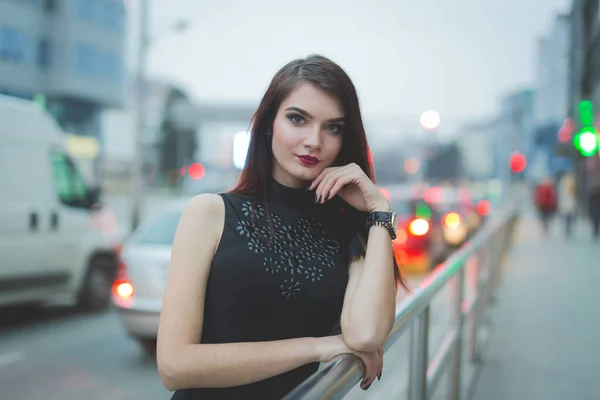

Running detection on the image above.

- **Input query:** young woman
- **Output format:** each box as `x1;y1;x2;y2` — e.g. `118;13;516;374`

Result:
157;54;408;400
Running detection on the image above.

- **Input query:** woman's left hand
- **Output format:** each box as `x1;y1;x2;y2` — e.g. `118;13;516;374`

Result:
309;163;390;213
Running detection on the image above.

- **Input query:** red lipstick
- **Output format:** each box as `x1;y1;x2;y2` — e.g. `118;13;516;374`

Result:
298;155;319;166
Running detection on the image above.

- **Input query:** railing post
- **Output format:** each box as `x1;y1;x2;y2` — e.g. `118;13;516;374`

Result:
486;231;499;305
408;306;430;400
448;267;465;400
468;251;481;363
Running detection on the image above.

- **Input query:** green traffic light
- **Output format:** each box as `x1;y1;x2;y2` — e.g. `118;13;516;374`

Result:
574;127;599;156
415;201;431;220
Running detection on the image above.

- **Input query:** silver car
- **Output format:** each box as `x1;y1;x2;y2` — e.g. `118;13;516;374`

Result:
112;200;186;356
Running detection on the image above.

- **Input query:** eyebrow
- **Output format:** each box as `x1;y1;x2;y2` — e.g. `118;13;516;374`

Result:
285;106;346;123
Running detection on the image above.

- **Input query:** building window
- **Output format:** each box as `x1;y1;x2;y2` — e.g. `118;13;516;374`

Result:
0;27;19;61
74;43;123;83
76;0;93;20
0;27;37;65
38;39;51;68
75;0;125;31
74;44;93;75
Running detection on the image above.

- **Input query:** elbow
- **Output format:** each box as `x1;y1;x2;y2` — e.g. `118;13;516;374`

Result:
342;316;394;352
342;329;387;352
157;354;180;391
157;347;191;391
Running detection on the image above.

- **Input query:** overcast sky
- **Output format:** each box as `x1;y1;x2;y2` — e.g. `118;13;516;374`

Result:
127;0;572;125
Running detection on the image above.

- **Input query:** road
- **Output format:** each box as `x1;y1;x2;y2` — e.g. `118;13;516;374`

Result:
0;306;170;400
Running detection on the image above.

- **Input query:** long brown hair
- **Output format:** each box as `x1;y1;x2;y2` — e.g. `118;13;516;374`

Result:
230;54;408;291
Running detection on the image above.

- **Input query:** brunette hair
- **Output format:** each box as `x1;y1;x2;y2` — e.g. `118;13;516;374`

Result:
230;54;408;291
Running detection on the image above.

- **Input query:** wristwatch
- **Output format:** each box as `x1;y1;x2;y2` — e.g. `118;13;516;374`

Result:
365;211;397;240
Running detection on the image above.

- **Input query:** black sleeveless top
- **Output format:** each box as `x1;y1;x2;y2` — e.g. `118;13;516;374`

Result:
171;179;357;400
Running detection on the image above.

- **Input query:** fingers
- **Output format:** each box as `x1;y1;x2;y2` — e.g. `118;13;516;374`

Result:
308;167;333;191
357;350;383;391
312;165;360;204
316;170;348;203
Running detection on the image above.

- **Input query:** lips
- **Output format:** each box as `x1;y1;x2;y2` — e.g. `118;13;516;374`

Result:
298;155;319;166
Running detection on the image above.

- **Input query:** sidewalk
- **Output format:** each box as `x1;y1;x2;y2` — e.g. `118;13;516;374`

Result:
471;213;600;400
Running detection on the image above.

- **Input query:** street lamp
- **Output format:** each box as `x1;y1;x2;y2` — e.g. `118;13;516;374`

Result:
131;0;190;231
420;110;441;130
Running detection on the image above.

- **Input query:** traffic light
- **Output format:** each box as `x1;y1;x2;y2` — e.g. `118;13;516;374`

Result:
509;152;526;173
574;100;599;157
574;127;599;156
188;163;206;180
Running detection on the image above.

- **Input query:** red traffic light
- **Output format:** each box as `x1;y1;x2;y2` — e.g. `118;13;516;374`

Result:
476;200;492;216
509;152;526;173
188;163;205;180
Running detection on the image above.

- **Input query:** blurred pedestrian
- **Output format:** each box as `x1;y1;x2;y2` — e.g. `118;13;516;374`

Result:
558;172;577;237
588;168;600;240
533;177;557;236
156;55;407;399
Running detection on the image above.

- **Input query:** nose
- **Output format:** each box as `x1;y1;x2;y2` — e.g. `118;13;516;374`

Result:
303;126;323;149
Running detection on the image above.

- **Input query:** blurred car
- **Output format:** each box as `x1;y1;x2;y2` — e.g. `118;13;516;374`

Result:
428;202;471;248
388;194;448;274
112;200;185;355
422;185;488;241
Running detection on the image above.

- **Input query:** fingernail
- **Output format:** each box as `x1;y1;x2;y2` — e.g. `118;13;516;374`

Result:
314;195;318;203
377;372;381;381
316;196;321;204
364;383;372;391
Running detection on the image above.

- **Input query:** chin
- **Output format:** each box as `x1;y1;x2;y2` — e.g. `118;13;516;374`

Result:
285;164;321;183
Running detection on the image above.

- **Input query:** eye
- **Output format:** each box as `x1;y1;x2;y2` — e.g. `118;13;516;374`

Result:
287;114;306;125
326;124;343;134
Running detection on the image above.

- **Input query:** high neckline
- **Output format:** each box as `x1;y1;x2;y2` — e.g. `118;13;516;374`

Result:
266;178;315;208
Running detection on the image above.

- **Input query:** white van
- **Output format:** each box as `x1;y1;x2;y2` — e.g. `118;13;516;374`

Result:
0;94;120;311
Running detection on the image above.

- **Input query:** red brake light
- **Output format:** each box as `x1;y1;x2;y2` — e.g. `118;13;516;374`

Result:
113;253;133;300
113;280;134;299
444;212;461;228
408;218;429;236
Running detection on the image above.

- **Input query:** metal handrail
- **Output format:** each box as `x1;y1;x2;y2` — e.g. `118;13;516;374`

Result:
283;204;519;400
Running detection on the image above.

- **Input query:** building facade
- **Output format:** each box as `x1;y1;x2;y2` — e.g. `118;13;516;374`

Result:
533;15;570;129
0;0;126;141
530;14;572;181
568;0;600;200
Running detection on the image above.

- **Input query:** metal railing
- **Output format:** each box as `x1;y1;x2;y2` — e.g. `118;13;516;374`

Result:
283;205;519;400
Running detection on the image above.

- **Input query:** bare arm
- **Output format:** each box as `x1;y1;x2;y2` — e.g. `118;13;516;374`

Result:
157;194;323;390
340;215;397;352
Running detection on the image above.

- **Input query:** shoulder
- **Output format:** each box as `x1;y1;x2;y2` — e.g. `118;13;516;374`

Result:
179;194;225;235
182;193;224;217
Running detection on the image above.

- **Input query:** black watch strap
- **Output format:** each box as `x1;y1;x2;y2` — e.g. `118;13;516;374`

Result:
365;211;397;240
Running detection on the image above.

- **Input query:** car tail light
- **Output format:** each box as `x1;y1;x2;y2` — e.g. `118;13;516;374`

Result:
113;254;133;300
444;212;461;228
113;280;134;299
408;218;429;236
